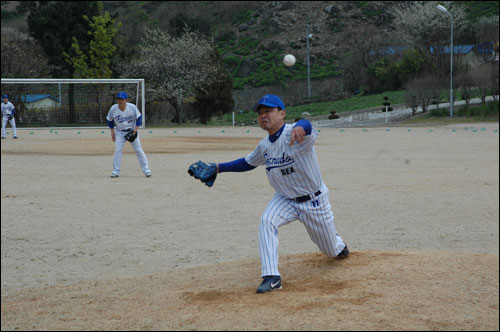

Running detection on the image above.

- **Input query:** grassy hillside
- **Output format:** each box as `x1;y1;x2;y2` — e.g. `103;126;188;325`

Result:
209;90;407;125
2;1;498;93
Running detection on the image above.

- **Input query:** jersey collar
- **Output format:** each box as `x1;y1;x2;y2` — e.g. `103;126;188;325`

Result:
268;123;286;143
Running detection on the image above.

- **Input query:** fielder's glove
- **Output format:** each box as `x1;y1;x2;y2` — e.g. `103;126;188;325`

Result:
124;129;137;142
188;161;217;187
7;115;13;121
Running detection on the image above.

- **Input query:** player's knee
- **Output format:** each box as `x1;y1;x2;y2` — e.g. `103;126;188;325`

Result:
260;214;271;225
260;215;276;231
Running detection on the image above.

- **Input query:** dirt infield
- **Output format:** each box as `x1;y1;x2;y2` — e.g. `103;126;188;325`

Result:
1;123;499;330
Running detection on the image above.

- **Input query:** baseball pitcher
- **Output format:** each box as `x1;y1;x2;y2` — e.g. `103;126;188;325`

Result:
1;95;18;139
106;91;151;178
188;94;349;293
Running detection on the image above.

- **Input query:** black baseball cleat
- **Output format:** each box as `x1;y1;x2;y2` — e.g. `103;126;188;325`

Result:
336;244;349;259
256;276;282;293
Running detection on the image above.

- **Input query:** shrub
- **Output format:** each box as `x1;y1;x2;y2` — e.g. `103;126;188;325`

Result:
456;101;499;117
430;108;449;117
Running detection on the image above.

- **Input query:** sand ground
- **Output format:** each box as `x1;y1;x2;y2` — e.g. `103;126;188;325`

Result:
1;123;499;330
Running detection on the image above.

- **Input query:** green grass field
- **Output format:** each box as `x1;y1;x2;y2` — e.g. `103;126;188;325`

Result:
205;96;498;127
210;91;407;125
402;101;499;125
211;90;495;125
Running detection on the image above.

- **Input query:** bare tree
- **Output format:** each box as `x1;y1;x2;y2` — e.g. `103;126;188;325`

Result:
1;33;51;78
470;63;496;104
475;16;499;64
121;26;220;123
338;24;393;94
490;62;499;101
405;74;443;115
456;71;474;105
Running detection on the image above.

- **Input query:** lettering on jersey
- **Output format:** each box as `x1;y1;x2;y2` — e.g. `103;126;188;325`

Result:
280;167;295;175
265;152;295;171
114;114;135;123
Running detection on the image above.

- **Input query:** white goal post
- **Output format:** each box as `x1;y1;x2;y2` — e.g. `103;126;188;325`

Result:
1;78;145;129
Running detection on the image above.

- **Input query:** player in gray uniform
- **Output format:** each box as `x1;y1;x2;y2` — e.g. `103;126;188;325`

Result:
190;94;349;293
1;95;18;139
106;91;151;178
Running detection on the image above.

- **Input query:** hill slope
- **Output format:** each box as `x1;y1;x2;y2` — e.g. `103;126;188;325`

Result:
1;1;498;92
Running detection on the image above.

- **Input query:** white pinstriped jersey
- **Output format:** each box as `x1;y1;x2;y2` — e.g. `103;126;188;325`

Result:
106;103;140;131
245;123;323;199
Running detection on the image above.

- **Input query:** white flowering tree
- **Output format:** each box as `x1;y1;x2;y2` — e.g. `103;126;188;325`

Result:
122;27;220;123
391;1;468;52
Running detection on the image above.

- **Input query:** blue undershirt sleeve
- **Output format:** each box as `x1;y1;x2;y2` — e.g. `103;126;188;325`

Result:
218;157;256;173
107;120;115;129
136;115;142;127
294;119;312;135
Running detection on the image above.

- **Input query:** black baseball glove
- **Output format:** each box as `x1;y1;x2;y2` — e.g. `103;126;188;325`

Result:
7;114;13;121
125;129;137;142
188;161;217;187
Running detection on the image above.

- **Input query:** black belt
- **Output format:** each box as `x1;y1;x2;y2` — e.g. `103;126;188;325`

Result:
294;190;321;203
121;129;132;132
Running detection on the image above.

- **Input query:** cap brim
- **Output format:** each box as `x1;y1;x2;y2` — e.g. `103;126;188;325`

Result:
253;103;282;112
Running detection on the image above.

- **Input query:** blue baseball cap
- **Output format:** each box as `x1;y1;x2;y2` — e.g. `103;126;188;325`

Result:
116;91;128;99
253;94;285;112
2;95;8;98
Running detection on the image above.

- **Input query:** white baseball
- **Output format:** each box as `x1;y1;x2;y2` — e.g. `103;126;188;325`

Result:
283;54;296;66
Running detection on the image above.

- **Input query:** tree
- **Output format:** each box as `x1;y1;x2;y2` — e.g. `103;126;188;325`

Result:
1;33;51;78
490;63;499;102
365;58;400;93
456;71;474;105
475;16;499;63
391;1;468;51
338;24;392;94
395;49;434;84
192;50;234;124
63;1;120;79
392;2;470;82
476;16;499;44
365;48;436;93
391;0;468;78
61;2;121;121
470;63;497;104
27;1;100;123
28;1;100;77
121;26;221;123
405;74;443;115
168;12;211;38
364;49;433;93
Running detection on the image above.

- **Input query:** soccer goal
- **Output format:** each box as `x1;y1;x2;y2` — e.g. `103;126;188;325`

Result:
0;78;145;129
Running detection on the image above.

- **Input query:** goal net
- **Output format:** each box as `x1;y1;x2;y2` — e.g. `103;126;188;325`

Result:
0;78;145;129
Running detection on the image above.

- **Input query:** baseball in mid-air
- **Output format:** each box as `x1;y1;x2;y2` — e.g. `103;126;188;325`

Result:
283;54;296;66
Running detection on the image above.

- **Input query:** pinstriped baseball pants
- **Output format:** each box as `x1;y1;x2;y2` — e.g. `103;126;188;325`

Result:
259;184;345;277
